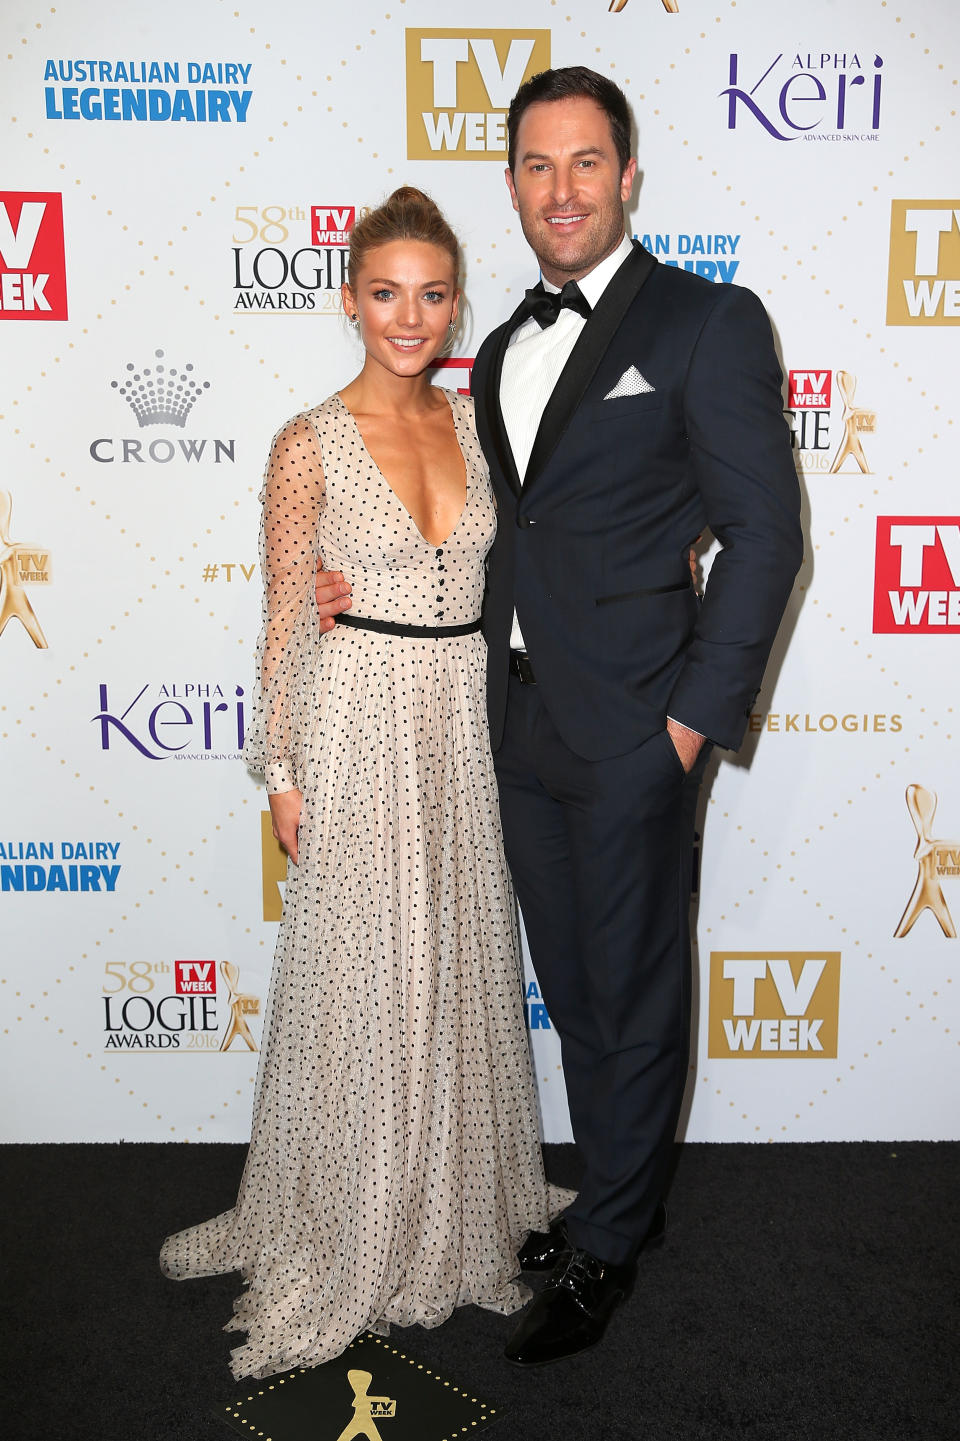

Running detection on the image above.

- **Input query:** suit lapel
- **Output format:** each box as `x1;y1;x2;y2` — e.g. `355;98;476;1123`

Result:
524;242;657;491
482;298;528;499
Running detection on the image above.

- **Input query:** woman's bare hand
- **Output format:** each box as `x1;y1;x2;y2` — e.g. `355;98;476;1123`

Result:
268;788;303;866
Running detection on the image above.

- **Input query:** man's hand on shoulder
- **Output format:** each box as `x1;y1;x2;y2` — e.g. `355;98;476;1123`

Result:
315;563;352;632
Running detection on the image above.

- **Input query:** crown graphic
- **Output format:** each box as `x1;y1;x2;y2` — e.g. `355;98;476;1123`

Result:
110;349;211;428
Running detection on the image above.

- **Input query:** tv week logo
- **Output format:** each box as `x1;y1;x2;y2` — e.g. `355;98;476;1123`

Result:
788;370;831;410
174;961;216;995
708;952;841;1058
874;518;960;632
886;201;960;326
0;192;68;319
310;207;354;245
405;29;550;160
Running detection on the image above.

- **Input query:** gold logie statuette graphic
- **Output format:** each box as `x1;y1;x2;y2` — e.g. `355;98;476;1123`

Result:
335;1369;397;1441
0;490;50;648
610;1;679;10
406;29;550;160
895;785;959;939
829;370;876;474
219;960;260;1051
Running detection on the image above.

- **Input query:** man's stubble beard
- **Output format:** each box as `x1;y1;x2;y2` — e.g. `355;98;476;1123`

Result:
519;201;627;284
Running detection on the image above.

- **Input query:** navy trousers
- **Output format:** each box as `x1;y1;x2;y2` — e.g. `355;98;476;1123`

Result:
494;673;708;1265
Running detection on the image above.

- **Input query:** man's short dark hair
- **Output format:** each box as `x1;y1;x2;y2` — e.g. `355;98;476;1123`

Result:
507;66;633;174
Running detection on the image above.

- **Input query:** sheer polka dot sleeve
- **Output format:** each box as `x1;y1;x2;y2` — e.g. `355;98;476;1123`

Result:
242;413;326;793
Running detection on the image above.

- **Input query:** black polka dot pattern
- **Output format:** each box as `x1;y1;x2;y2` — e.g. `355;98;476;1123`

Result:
159;390;563;1379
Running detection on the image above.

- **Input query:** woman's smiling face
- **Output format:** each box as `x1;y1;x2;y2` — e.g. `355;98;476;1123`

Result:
342;239;459;379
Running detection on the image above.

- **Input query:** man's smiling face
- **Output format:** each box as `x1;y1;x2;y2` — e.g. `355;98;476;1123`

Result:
505;95;637;287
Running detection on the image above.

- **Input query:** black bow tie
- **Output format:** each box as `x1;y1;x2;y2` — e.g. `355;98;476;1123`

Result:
522;279;592;330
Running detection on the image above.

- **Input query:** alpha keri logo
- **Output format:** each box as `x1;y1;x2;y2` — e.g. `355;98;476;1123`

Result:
92;681;246;760
0;192;67;320
406;30;550;160
895;784;959;939
721;52;883;142
873;518;960;633
708;952;841;1058
886;201;960;326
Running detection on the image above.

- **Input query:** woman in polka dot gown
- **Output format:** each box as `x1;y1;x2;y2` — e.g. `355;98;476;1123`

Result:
159;189;560;1379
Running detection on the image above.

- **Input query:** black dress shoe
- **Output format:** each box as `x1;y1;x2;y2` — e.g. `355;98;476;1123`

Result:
516;1220;570;1271
504;1246;636;1366
517;1200;666;1272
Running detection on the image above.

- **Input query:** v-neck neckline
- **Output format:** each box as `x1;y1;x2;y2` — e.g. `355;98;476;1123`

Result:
335;389;469;551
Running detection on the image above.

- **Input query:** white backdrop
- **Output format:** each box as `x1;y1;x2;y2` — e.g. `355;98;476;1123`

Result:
2;0;958;1144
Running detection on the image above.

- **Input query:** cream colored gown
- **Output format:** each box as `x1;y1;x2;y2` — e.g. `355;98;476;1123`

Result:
159;391;555;1379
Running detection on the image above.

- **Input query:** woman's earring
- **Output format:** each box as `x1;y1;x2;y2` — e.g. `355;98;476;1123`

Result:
448;320;456;333
349;313;360;329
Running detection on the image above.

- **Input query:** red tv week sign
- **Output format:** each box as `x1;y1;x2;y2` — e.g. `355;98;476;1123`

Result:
874;517;960;632
429;356;474;396
788;369;832;410
310;206;355;245
0;192;68;320
174;960;216;995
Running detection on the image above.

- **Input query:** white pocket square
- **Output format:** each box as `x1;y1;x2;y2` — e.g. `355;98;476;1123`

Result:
603;365;655;400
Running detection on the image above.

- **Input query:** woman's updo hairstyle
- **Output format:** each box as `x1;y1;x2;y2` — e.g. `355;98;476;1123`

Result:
347;186;461;289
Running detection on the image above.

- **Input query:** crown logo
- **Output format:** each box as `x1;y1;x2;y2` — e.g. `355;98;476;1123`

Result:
110;348;211;428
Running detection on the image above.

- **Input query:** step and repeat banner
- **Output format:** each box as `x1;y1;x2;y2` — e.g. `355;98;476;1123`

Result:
2;0;958;1143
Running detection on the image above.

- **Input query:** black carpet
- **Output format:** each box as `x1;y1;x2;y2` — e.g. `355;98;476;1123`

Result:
2;1141;957;1441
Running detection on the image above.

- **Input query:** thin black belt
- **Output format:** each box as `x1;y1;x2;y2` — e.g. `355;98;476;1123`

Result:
337;613;481;639
509;650;537;684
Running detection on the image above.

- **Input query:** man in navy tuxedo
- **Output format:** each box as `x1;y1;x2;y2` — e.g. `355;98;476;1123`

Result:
317;67;802;1366
471;66;802;1366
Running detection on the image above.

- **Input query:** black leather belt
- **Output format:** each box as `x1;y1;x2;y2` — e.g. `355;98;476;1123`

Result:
509;650;537;684
338;614;481;638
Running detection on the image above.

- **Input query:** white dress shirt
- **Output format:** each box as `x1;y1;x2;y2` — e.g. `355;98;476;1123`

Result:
501;234;633;651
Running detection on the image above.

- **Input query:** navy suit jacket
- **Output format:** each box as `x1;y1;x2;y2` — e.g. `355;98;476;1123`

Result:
472;241;804;759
